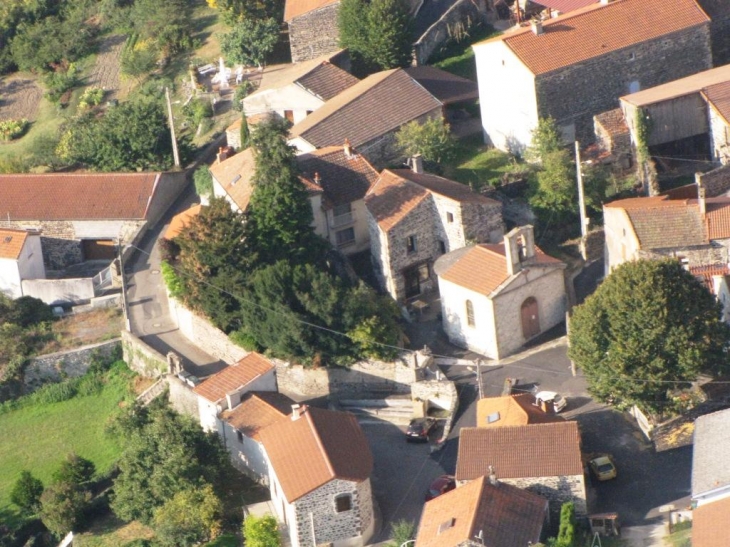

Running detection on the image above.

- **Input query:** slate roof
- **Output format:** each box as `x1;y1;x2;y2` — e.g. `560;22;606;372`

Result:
296;62;360;101
284;0;338;22
0;228;30;260
297;145;379;208
221;391;295;440
475;0;710;76
692;407;730;497
476;394;565;428
704;80;730;126
258;406;373;502
193;352;275;403
163;204;202;240
692;496;730;547
415;475;548;547
403;65;479;102
289;69;442;149
456;422;583;481
434;243;563;297
209;148;256;212
0;172;161;221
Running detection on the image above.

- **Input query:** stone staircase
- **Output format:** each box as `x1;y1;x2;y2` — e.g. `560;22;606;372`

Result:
136;377;167;406
336;394;414;425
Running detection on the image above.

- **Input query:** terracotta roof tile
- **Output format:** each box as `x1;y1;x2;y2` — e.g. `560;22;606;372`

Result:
704;80;730;126
476;394;565;428
296;62;360;101
689;263;730;293
416;476;548;547
258;407;373;501
626;204;706;248
404;65;479;101
705;199;730;239
297;145;379;208
221;391;295;440
0;172;160;221
163;204;202;240
476;0;710;76
365;170;431;232
389;169;500;205
594;108;629;137
284;0;338;22
0;228;29;260
692;496;730;547
249;53;351;97
456;422;583;481
193;352;275;403
531;0;597;13
290;69;442;149
209;148;256;212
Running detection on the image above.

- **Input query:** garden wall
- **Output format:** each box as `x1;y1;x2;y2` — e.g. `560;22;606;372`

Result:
167;374;200;419
413;0;486;65
697;164;730;197
121;330;168;378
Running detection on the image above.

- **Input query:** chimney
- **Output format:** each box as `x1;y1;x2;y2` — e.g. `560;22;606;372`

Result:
699;186;706;216
291;404;308;420
314;172;322;186
343;138;353;159
488;465;498;486
531;19;543;36
216;147;227;164
600;0;612;4
412;154;424;174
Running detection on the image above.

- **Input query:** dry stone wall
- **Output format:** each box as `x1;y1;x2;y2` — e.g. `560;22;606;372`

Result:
413;0;486;65
121;330;168;377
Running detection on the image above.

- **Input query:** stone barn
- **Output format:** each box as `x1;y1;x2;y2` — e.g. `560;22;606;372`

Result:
285;0;341;63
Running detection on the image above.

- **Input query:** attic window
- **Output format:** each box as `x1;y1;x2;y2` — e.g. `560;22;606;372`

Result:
334;494;352;513
487;411;500;424
438;519;455;534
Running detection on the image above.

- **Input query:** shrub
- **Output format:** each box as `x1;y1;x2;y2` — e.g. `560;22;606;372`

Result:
233;80;254;105
0;119;29;141
160;261;184;299
243;514;281;547
10;471;44;514
193;166;213;197
52;453;96;488
40;481;91;538
7;296;54;327
78;87;105;110
44;64;80;103
182;98;213;128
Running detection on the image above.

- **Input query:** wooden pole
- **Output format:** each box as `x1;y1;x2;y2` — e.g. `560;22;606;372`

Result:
165;87;181;168
575;141;588;261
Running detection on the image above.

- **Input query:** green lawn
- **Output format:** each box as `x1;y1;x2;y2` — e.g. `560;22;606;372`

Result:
432;25;501;81
444;134;526;190
0;363;133;524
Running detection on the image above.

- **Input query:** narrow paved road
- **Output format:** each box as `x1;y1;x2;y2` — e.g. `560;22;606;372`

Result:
125;184;227;378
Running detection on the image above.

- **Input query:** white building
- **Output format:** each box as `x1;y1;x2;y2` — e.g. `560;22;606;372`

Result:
0;228;45;299
434;226;566;359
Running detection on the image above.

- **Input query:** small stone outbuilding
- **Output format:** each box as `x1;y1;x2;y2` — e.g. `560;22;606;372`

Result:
0;228;45;299
285;0;341;63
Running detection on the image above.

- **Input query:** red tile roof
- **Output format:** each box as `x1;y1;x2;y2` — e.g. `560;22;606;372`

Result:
0;228;30;260
705;198;730;239
476;394;565;428
476;0;710;76
258;406;373;502
692;496;730;547
531;0;597;13
689;263;730;293
456;422;583;481
416;476;548;547
221;391;295;440
193;352;275;403
284;0;338;22
0;172;161;221
704;80;730;125
163;204;202;240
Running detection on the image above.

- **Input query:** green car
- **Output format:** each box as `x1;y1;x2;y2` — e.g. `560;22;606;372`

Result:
590;455;617;481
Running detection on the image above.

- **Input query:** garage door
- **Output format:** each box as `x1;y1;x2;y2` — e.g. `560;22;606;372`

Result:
82;239;117;260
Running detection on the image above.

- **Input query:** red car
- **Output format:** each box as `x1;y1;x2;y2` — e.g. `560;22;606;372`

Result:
426;475;456;501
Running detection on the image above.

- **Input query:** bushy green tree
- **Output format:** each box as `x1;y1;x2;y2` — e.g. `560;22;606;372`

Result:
193;166;213;198
568;259;730;413
396;118;455;164
10;471;44;514
239;110;251;150
220;18;279;68
39;481;90;538
153;485;223;546
387;519;415;547
52;453;96;488
243;514;281;547
207;0;283;24
555;502;576;547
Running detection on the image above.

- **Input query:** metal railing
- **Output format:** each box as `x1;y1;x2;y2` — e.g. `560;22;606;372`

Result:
92;264;113;294
330;211;355;228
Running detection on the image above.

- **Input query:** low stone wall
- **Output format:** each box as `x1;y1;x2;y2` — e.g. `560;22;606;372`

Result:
168;297;247;364
121;330;168;378
167;374;200;419
23;339;121;392
697;164;730;197
413;0;486;65
411;378;459;440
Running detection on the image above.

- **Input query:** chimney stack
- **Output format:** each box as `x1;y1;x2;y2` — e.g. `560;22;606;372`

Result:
488;465;498;486
343;138;353;159
531;19;543;36
412;154;424;174
699;186;706;216
291;404;308;420
314;172;322;186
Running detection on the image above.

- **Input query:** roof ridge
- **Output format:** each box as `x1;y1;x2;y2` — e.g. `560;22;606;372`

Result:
467;475;486;538
306;408;336;480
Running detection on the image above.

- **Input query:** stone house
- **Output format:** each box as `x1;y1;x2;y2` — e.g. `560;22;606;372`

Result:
242;51;358;125
210;147;257;214
285;0;341;63
434;226;566;360
219;391;294;481
258;404;375;547
0;228;45;299
192;352;278;432
415;474;548;547
0;172;186;271
476;393;565;428
288;68;444;168
695;0;730;66
456;421;587;516
473;0;712;153
365;163;503;303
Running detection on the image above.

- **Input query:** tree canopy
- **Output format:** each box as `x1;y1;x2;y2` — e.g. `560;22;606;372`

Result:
568;259;730;413
395;118;456;165
220;18;279;68
243;514;282;547
153;485;223;546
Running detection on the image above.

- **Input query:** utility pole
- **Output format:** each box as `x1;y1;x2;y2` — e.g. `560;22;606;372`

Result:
165;87;180;168
476;359;484;400
574;141;588;261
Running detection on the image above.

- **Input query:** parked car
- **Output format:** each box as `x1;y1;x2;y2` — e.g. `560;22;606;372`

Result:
534;391;568;413
406;417;436;442
425;475;456;501
589;455;617;481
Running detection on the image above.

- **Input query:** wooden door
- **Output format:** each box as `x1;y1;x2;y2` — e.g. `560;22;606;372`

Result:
82;239;116;260
521;297;540;339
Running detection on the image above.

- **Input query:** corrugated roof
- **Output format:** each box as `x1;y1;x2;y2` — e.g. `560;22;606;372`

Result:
221;391;294;440
621;64;730;107
296;62;360;101
476;394;565;428
416;476;548;547
692;496;730;547
704;80;730;126
258;406;373;502
163;204;202;240
209;148;256;212
404;65;479;102
476;0;710;76
456;422;583;481
692;407;730;497
290;69;442;149
193;352;275;403
284;0;338;22
0;172;160;221
0;228;30;260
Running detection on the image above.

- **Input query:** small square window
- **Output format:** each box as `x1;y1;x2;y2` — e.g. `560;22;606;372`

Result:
628;52;635;61
236;431;243;443
446;212;454;223
439;240;446;254
335;494;352;513
336;227;355;247
406;235;417;254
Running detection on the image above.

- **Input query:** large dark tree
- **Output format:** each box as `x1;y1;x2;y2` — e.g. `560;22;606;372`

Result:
568;259;730;413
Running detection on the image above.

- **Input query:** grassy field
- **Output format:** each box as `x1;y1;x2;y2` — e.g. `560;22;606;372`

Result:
0;362;133;524
444;134;526;190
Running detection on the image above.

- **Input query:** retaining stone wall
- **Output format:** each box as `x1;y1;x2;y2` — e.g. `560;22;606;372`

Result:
413;0;486;66
289;3;341;63
167;374;200;418
23;339;121;392
121;330;168;377
697;164;730;197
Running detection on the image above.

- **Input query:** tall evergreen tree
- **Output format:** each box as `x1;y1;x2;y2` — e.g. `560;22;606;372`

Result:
366;0;413;69
239;107;250;150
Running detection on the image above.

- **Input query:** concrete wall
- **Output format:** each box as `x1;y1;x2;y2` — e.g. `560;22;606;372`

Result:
603;206;642;274
146;171;191;228
23;339;121;392
220;421;270;481
413;0;485;66
167;374;200;419
0;258;22;298
17;233;45;283
244;84;324;122
411;378;459;439
321;198;371;255
121;330;168;377
708;105;730;165
289;3;341;63
22;278;95;305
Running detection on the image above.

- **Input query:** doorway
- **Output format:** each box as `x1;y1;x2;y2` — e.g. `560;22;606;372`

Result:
521;297;540;339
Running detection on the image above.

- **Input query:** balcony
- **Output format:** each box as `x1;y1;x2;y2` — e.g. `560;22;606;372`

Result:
330;210;356;229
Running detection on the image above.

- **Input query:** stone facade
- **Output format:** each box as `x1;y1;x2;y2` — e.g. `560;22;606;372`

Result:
500;474;587;518
413;0;486;65
536;26;712;145
289;3;341;63
698;165;730;196
121;330;168;377
708;106;730;165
